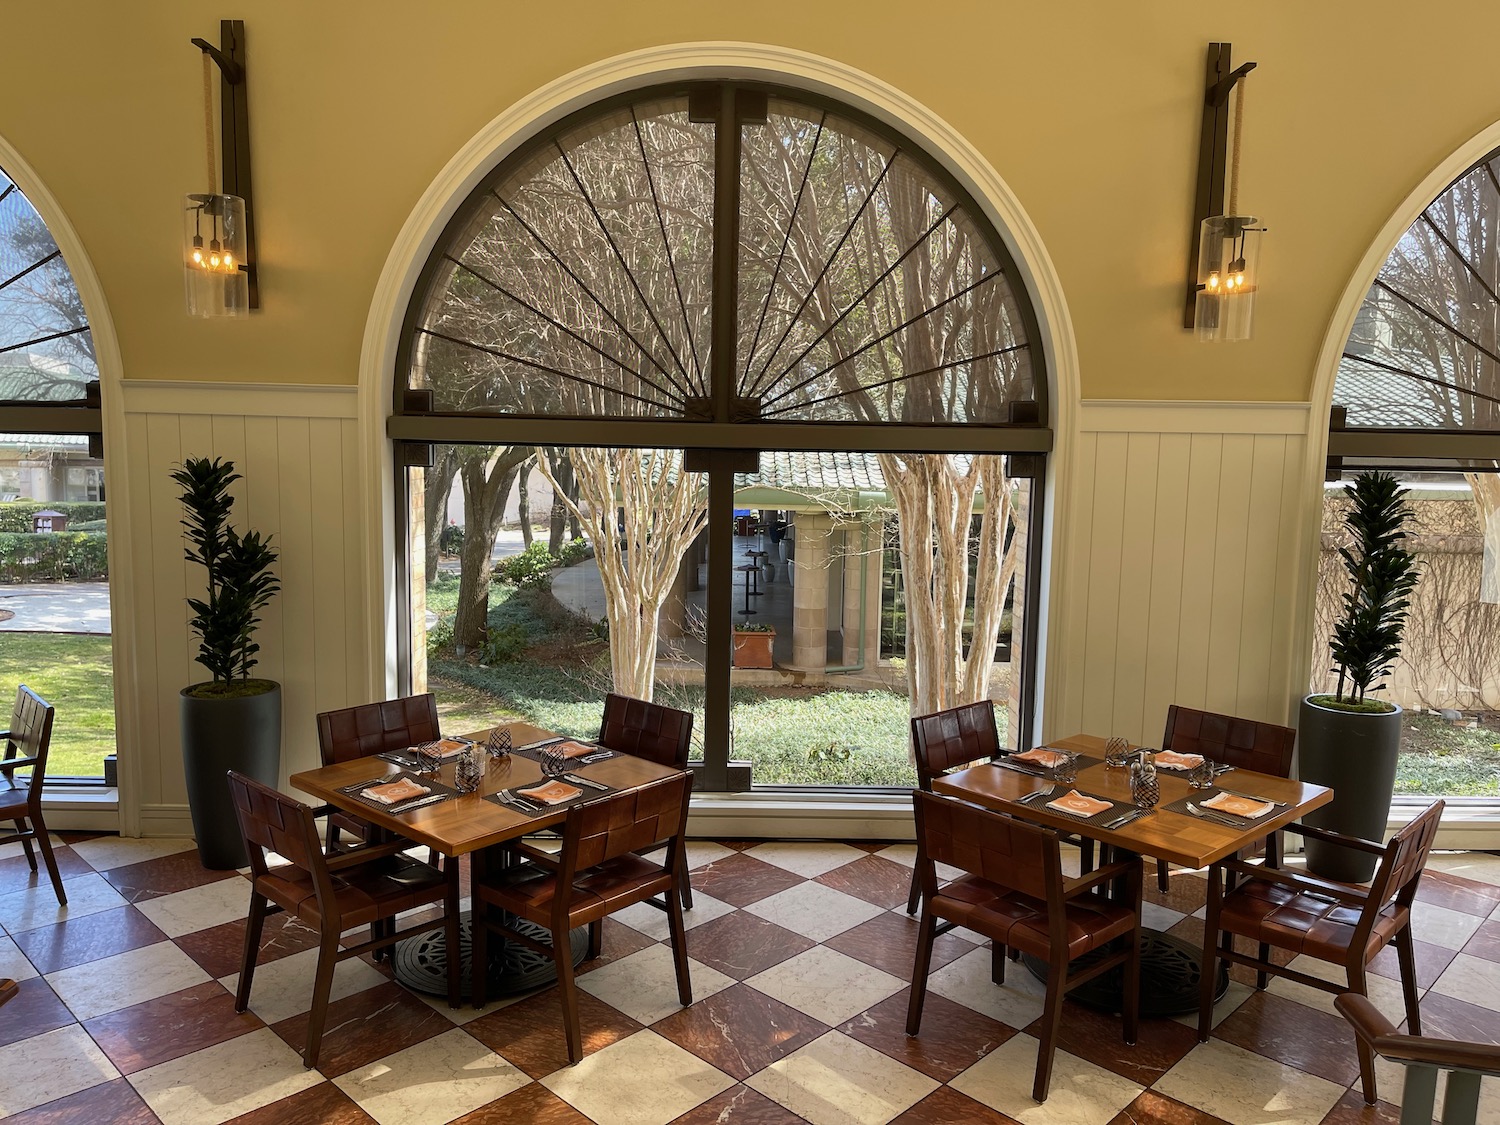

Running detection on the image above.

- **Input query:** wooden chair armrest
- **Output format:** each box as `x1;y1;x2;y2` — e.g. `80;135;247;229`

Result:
1217;858;1369;905
324;839;418;871
0;729;12;741
0;977;18;1008
1282;820;1385;855
1336;994;1500;1076
0;755;37;774
1064;858;1139;898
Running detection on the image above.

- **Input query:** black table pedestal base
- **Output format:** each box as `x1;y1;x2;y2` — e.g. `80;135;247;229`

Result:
393;910;589;1001
1022;929;1229;1018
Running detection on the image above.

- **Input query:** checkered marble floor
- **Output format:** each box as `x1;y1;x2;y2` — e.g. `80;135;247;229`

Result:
2;832;1499;1125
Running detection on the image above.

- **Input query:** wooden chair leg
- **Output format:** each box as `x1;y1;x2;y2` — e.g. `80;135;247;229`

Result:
1079;838;1095;875
587;919;603;961
1156;857;1170;892
445;865;462;1009
1197;870;1224;1043
235;893;270;1012
552;929;583;1064
677;849;694;911
905;909;938;1035
1255;942;1271;991
1395;928;1422;1035
905;865;920;916
991;941;1006;984
471;899;490;1010
1348;964;1378;1104
13;819;36;871
1032;956;1069;1102
30;812;65;906
1121;931;1141;1045
303;932;341;1070
665;876;693;1008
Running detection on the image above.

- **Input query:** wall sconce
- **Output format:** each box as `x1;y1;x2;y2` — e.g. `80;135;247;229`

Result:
184;20;257;317
1185;43;1263;341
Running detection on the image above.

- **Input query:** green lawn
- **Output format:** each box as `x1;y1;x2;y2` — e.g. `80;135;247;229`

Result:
0;633;114;778
1397;711;1500;796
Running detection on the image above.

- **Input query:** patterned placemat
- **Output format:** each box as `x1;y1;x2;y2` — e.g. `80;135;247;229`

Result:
339;771;461;814
483;773;614;818
1159;787;1283;825
1014;786;1135;828
995;753;1103;778
515;738;618;765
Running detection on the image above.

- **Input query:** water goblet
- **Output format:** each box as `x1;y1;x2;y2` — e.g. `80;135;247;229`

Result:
413;741;443;775
1188;757;1217;790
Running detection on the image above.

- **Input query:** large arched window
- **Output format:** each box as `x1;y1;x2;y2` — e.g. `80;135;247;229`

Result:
393;83;1050;792
0;163;111;781
1324;145;1500;800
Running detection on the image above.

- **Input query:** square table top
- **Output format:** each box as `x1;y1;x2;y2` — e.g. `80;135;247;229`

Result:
932;732;1332;870
289;721;684;858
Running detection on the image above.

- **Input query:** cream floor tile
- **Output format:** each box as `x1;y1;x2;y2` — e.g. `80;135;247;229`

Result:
577;942;733;1025
745;841;867;879
746;944;906;1027
0;932;38;980
1155;1038;1347;1125
948;1032;1143;1125
612;889;734;940
0;870;128;934
47;939;211;1020
68;835;199;871
1374;1051;1500;1125
747;1029;939;1125
0;833;66;864
745;880;884;942
1412;898;1485;950
0;1024;119;1116
135;873;252;937
642;840;737;870
1141;900;1187;931
1430;951;1500;1011
873;844;963;883
335;1026;529;1125
544;1028;735;1125
1265;954;1412;1021
220;944;389;1025
928;945;1047;1030
1172;978;1254;1032
129;1026;321;1125
1427;851;1500;888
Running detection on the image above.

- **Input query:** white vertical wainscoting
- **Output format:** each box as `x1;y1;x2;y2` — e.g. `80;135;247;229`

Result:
1049;401;1315;746
117;382;365;836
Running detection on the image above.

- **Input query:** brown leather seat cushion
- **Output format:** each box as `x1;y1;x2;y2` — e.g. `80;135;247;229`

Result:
1219;878;1408;962
480;853;674;929
255;854;448;930
931;874;1138;961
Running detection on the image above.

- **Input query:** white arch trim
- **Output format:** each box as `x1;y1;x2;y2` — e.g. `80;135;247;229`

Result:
1296;118;1500;705
0;132;135;831
356;42;1081;728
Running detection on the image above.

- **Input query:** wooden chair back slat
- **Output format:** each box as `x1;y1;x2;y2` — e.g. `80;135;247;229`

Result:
913;790;1057;903
911;701;1000;788
568;772;692;873
597;694;694;769
316;695;441;765
3;686;54;781
1163;705;1295;777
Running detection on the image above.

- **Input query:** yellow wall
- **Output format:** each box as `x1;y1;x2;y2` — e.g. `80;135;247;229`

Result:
5;1;1500;400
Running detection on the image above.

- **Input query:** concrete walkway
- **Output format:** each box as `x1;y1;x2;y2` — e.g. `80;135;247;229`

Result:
0;582;111;634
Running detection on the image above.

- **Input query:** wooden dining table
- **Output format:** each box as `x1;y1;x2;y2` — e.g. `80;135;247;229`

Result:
290;720;684;997
933;732;1334;1016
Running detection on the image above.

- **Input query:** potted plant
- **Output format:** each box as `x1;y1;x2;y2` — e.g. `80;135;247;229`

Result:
173;457;282;869
1299;471;1420;882
732;621;776;669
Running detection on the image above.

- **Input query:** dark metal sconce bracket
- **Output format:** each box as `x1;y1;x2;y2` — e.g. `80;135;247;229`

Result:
193;19;258;308
1184;42;1256;328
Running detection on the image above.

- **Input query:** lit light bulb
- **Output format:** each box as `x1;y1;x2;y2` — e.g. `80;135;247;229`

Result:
222;252;234;269
1206;271;1220;292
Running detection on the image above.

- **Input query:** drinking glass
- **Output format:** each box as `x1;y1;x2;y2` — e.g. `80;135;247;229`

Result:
1104;736;1131;769
413;741;443;775
454;747;483;793
1188;757;1218;789
1048;750;1080;785
485;727;512;759
538;747;568;778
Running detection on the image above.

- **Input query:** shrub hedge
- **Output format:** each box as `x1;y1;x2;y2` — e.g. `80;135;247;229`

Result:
0;501;107;533
0;531;109;581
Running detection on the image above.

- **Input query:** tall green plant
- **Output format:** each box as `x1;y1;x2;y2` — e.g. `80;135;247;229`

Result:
1327;471;1420;705
172;457;281;684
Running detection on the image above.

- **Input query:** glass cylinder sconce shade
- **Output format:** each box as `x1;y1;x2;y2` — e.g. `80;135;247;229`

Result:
1194;214;1262;341
183;193;249;317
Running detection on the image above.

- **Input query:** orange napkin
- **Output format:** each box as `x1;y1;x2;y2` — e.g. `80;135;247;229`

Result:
1012;748;1068;768
517;779;583;805
363;777;431;804
1154;750;1204;771
1046;790;1112;818
1202;792;1275;819
407;739;471;760
555;741;600;760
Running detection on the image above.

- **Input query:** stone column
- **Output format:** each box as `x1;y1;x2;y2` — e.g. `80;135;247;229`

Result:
789;512;834;672
839;515;884;669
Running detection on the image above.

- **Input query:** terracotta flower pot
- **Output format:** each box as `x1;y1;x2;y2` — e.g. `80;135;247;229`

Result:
732;629;775;669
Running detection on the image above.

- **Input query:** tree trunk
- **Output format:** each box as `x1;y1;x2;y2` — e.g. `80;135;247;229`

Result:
1468;472;1500;603
546;448;573;555
453;446;530;654
518;457;534;547
423;447;458;580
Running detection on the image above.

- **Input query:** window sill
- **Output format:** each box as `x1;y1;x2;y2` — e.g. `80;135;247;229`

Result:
39;787;119;833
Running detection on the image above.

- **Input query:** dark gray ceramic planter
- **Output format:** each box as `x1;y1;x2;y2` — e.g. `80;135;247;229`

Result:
1297;695;1402;883
182;681;282;869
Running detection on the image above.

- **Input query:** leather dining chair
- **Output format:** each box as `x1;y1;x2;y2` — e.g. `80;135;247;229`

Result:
907;790;1142;1102
315;694;442;854
1155;705;1296;892
597;692;695;909
1196;799;1445;1105
227;770;461;1069
470;770;693;1064
0;685;65;906
904;701;1093;919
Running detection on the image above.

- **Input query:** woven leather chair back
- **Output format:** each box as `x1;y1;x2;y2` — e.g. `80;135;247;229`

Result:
317;695;441;765
1163;704;1295;778
227;770;322;878
913;789;1058;903
911;701;1000;788
1370;799;1445;912
597;693;694;769
4;686;54;781
567;771;692;872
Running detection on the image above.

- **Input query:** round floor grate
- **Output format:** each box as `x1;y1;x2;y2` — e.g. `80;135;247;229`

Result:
1023;929;1229;1017
392;911;590;999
